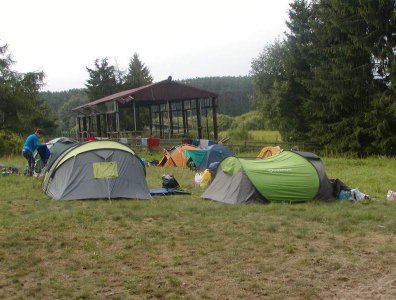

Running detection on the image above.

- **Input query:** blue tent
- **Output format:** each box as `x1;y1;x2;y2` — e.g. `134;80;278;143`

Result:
197;144;234;170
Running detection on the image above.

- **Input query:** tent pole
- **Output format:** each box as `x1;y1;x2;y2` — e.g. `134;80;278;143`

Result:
167;100;171;139
133;102;137;132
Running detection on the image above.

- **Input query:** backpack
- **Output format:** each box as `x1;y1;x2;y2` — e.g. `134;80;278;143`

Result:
162;174;180;189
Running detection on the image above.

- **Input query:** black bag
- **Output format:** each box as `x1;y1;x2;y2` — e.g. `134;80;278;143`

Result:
162;174;180;189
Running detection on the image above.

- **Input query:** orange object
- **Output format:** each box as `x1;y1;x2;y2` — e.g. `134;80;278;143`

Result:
159;144;198;167
257;146;282;159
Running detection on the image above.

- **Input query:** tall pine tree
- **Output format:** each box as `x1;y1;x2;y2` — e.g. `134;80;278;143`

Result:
280;0;313;142
306;0;376;154
251;0;313;141
124;53;153;89
252;0;395;155
361;0;396;154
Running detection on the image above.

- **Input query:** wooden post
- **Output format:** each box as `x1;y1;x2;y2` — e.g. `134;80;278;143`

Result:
104;114;108;137
168;100;173;138
133;102;137;132
96;115;101;137
212;97;218;140
115;102;120;135
77;116;82;139
159;104;163;137
82;116;87;138
149;105;153;135
185;110;189;136
181;101;187;136
196;99;202;139
205;107;209;139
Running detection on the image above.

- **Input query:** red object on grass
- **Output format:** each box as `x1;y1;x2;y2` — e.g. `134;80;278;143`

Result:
147;137;160;149
84;137;96;141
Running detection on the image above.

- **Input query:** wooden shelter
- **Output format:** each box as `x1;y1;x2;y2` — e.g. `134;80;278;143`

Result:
72;77;219;140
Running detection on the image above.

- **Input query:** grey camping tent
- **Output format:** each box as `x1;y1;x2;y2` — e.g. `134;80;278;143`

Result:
42;140;151;200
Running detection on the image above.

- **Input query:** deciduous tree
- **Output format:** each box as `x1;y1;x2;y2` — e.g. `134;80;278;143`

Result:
0;41;56;134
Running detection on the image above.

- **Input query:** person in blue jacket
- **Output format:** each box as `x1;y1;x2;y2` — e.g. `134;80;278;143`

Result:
22;129;44;176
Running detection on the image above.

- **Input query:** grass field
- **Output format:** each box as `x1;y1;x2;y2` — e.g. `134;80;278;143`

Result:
1;154;396;299
218;130;283;143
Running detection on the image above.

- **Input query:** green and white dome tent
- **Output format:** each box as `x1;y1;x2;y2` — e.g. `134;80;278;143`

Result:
42;140;151;200
202;151;335;204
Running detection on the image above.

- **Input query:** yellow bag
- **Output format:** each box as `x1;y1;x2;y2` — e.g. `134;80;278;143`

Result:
200;169;212;188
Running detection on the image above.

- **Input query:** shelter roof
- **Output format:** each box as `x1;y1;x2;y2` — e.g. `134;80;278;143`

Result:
73;77;218;112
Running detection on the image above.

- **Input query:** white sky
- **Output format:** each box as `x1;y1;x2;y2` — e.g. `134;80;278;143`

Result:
0;0;292;91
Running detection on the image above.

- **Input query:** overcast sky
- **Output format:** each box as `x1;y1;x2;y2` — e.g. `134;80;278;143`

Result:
1;0;292;91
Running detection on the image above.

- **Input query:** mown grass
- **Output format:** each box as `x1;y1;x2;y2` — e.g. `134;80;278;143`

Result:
1;154;396;299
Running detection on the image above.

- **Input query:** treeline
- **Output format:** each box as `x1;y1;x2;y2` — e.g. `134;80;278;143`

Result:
180;76;254;116
40;89;88;133
251;0;396;156
39;55;256;132
0;43;58;154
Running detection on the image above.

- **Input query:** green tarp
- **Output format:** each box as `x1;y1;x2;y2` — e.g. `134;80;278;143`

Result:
183;149;207;166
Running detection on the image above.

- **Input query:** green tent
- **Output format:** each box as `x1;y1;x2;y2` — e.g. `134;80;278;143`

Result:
202;151;334;203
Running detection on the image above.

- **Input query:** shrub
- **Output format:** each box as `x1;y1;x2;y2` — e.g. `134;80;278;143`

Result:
229;127;251;141
0;130;23;156
217;114;234;131
234;111;266;130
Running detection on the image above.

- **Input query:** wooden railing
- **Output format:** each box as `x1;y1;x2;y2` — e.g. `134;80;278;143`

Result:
54;131;321;154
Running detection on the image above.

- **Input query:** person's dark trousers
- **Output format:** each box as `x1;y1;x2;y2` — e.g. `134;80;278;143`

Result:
22;150;34;176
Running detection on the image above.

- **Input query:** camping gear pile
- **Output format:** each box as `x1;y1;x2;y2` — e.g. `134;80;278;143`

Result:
1;165;20;176
148;174;191;196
